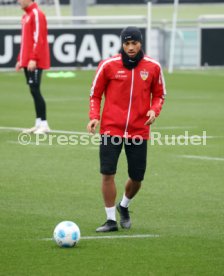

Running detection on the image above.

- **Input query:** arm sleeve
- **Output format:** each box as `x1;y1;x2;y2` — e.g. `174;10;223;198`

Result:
150;65;166;117
30;11;47;61
17;17;23;62
89;61;108;120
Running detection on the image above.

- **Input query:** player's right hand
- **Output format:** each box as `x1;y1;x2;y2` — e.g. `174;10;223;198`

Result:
87;119;99;134
15;62;21;72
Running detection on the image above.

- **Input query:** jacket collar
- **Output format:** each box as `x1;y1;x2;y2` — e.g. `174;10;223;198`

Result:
121;49;144;70
24;2;38;13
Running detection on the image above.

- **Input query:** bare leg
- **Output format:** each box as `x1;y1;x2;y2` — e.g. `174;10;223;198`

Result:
125;178;141;199
102;174;117;207
96;174;118;232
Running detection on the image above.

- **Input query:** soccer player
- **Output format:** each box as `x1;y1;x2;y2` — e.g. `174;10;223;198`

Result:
87;26;166;232
16;0;50;134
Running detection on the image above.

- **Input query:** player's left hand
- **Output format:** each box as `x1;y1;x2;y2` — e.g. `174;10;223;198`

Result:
28;60;37;71
145;110;156;125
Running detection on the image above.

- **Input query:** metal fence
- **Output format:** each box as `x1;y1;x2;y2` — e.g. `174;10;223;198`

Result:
0;15;224;69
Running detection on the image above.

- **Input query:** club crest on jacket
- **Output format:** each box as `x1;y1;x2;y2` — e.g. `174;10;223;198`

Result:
140;70;149;81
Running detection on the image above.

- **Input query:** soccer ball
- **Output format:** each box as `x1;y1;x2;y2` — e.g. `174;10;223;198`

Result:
53;221;81;248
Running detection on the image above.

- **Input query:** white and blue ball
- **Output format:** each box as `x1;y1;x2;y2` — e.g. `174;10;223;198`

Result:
53;221;81;248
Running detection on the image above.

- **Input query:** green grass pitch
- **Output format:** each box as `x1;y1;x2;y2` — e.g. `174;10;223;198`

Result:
0;69;224;275
1;3;224;20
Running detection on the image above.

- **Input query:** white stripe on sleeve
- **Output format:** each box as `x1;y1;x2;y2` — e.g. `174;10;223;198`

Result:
144;57;167;97
90;56;121;97
33;9;39;49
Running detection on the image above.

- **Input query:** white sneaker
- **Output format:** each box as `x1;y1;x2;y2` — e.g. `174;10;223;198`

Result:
23;126;39;134
34;126;51;135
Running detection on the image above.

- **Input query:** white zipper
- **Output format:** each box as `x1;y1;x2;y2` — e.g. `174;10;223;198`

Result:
124;68;134;137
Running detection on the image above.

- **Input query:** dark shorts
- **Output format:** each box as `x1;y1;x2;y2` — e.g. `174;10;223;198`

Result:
100;135;147;182
24;68;42;87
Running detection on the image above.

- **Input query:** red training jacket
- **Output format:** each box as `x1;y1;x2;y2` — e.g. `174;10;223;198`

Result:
89;54;166;139
17;2;50;69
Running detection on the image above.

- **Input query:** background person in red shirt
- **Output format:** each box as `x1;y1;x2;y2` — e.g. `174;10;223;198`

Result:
16;0;50;134
87;26;166;232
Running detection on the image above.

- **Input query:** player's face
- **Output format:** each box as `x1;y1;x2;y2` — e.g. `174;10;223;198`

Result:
122;40;142;58
17;0;32;9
